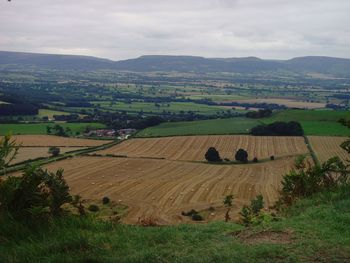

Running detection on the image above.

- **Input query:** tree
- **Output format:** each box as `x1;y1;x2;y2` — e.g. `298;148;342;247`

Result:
235;149;248;163
0;135;19;174
205;147;222;162
48;147;60;157
223;195;234;222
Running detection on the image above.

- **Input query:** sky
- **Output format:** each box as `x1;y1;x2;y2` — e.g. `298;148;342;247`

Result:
0;0;349;61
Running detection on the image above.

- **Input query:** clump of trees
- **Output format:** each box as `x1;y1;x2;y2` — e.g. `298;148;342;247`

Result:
205;147;222;162
47;124;72;137
246;109;272;119
251;121;303;136
240;195;265;226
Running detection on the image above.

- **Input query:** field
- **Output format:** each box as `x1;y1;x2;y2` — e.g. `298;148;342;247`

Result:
10;147;86;164
92;101;233;115
0;122;106;135
308;136;349;163
136;118;260;137
41;156;297;224
263;109;350;136
5;135;112;147
229;98;326;109
99;135;308;161
37;109;71;118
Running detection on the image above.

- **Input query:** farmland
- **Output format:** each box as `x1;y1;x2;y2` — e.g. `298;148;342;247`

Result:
6;135;112;147
307;136;349;163
99;135;308;161
136;118;260;137
0;123;106;135
41;156;296;224
10;147;86;164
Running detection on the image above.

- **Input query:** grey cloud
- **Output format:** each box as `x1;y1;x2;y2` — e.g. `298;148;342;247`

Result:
0;0;349;60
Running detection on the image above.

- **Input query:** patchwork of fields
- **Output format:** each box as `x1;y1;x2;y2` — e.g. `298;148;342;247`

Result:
99;135;308;161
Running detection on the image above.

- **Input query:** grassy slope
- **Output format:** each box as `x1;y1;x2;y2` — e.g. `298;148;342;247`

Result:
263;109;350;136
1;186;349;263
136;118;260;137
0;123;106;135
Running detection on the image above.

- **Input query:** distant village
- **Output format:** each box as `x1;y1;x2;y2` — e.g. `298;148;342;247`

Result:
84;128;136;139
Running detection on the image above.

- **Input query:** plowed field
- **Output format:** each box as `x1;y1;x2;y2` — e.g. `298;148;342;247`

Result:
41;156;296;224
98;135;308;161
308;136;349;163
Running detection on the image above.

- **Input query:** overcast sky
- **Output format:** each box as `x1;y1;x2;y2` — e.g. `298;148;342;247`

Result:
0;0;349;60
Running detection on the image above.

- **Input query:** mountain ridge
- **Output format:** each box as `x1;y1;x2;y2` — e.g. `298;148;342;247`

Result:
1;50;350;74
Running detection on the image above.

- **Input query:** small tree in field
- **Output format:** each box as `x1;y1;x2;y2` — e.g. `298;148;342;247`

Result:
205;147;222;162
235;149;248;163
223;195;234;222
48;147;60;157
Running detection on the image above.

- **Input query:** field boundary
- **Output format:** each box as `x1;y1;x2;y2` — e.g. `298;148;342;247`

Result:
303;135;320;165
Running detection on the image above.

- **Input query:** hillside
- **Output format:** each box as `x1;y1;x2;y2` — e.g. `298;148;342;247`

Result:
1;51;350;75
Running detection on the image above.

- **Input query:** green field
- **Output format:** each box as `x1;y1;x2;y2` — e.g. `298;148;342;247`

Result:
37;109;71;118
0;123;106;135
93;101;238;115
263;109;350;136
1;186;349;262
136;118;260;137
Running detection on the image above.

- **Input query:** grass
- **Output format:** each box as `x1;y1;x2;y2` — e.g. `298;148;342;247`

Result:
263;109;350;136
0;123;106;135
92;101;236;115
37;109;71;118
136;117;260;137
1;186;349;262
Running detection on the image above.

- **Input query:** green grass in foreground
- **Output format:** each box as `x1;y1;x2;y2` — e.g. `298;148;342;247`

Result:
1;186;349;262
0;123;106;135
136;117;260;137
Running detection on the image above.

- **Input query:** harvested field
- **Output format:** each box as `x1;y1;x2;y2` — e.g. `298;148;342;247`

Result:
98;135;308;161
39;156;296;224
2;135;112;147
10;147;86;164
307;136;349;163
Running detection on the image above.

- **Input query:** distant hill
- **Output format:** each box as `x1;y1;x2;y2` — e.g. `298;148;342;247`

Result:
1;51;350;75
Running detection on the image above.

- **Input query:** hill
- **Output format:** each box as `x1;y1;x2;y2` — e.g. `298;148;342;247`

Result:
1;51;350;75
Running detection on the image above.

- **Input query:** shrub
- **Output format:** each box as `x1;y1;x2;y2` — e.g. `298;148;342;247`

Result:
205;147;222;162
102;196;110;205
239;195;265;226
270;155;275;161
191;213;204;221
48;146;60;157
235;149;248;163
181;209;198;216
253;157;258;163
88;204;100;212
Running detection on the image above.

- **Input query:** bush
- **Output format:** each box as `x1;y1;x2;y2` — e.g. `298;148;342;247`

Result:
48;146;60;157
205;147;222;162
239;195;265;226
252;157;258;163
181;209;198;216
270;155;275;161
279;155;349;206
191;213;204;221
88;204;100;212
102;197;110;205
235;149;248;163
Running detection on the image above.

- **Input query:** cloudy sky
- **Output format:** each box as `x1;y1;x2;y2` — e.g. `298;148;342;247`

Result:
0;0;349;60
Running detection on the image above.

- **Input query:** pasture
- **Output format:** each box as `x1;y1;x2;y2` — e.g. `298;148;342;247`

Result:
41;156;296;224
308;136;349;163
99;135;308;161
136;118;260;137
